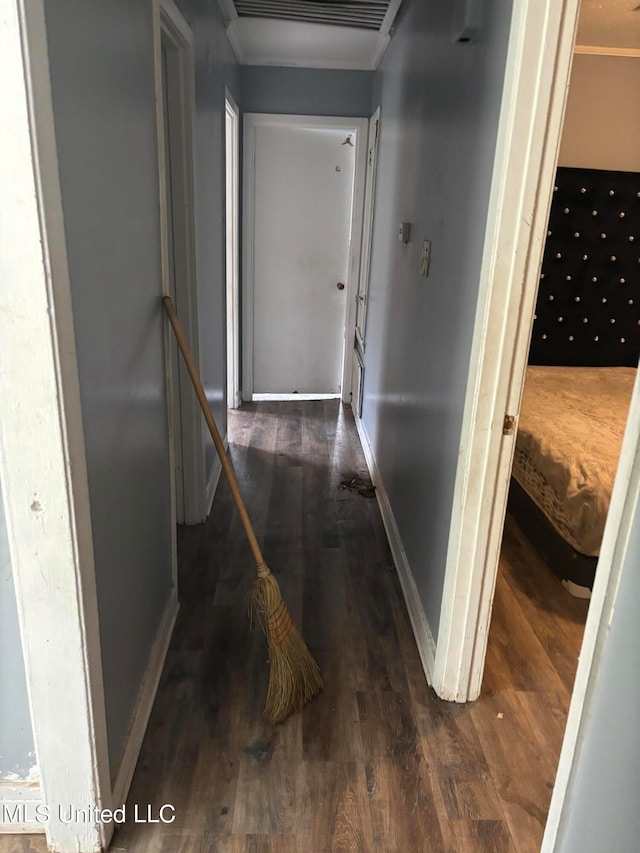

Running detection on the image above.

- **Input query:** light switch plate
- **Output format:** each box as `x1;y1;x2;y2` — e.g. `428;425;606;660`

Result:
420;240;431;276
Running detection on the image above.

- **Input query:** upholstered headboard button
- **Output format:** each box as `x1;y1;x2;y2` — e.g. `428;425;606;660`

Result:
529;166;640;368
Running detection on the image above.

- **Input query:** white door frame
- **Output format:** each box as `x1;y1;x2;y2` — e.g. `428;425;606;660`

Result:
434;0;581;700
431;0;640;848
355;105;381;353
0;1;111;848
225;89;241;409
154;0;206;526
242;113;368;403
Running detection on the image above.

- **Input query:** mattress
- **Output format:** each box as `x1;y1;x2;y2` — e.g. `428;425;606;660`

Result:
512;366;636;557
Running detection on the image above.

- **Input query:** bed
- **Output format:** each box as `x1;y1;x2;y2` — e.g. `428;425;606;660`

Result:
507;166;640;594
509;366;635;593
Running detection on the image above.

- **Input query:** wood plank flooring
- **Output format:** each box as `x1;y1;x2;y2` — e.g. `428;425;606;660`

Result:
0;401;589;853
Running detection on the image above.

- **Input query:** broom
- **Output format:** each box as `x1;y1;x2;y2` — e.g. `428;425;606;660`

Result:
162;296;323;724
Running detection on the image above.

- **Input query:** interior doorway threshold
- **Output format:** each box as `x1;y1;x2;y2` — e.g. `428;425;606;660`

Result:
251;393;341;401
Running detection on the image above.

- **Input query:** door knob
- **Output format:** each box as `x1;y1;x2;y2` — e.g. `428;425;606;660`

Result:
336;282;345;290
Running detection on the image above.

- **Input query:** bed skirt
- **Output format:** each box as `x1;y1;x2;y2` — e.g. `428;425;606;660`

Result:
507;477;598;591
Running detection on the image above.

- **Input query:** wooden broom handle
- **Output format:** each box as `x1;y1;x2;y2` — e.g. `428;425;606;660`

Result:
162;296;266;568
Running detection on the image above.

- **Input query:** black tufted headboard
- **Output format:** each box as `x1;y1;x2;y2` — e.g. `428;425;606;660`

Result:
529;167;640;367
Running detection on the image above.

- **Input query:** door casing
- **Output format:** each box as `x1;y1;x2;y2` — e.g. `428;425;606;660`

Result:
355;105;381;353
155;0;206;527
225;89;241;409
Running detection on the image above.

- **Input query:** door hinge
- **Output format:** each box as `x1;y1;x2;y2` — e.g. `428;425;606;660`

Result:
502;414;516;436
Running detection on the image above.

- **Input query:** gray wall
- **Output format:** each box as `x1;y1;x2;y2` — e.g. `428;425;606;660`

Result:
175;0;241;470
361;0;513;635
0;483;36;781
557;491;640;853
241;66;373;117
45;0;174;779
44;0;238;778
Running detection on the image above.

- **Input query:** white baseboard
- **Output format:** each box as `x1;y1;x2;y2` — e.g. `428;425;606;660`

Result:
251;393;341;401
352;408;437;684
0;782;45;834
111;589;179;809
206;433;228;517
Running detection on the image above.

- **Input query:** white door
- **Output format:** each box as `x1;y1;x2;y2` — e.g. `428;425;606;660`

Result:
245;116;359;397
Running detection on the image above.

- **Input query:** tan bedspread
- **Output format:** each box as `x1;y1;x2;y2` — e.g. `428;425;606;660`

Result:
512;366;636;556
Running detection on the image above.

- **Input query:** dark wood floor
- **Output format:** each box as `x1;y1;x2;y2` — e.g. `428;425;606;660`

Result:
2;401;589;853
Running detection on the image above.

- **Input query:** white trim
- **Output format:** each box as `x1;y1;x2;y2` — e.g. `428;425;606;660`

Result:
355;106;381;352
542;369;640;851
0;2;112;850
352;348;365;417
154;0;207;526
242;114;257;402
434;0;581;702
252;394;341;401
236;54;388;72
0;784;45;834
574;44;640;58
242;113;367;405
160;0;193;43
111;591;179;810
341;119;368;404
225;89;241;410
206;433;228;516
353;411;437;683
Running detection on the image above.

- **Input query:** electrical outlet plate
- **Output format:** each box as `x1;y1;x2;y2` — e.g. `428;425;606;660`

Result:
420;240;431;276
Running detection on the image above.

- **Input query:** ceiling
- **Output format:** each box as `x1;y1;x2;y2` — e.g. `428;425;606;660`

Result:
576;0;640;50
218;0;403;69
218;0;640;69
232;0;392;31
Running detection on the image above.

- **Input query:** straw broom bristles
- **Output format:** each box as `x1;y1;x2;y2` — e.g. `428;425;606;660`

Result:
248;563;324;725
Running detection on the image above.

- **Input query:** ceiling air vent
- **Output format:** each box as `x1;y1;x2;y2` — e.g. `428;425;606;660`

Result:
233;0;393;32
219;0;403;69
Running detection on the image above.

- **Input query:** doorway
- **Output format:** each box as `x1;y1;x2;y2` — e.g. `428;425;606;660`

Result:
157;0;206;526
225;90;241;410
242;113;367;402
485;32;640;843
431;0;640;847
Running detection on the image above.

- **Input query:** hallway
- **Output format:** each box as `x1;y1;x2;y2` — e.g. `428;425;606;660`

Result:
102;401;586;853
